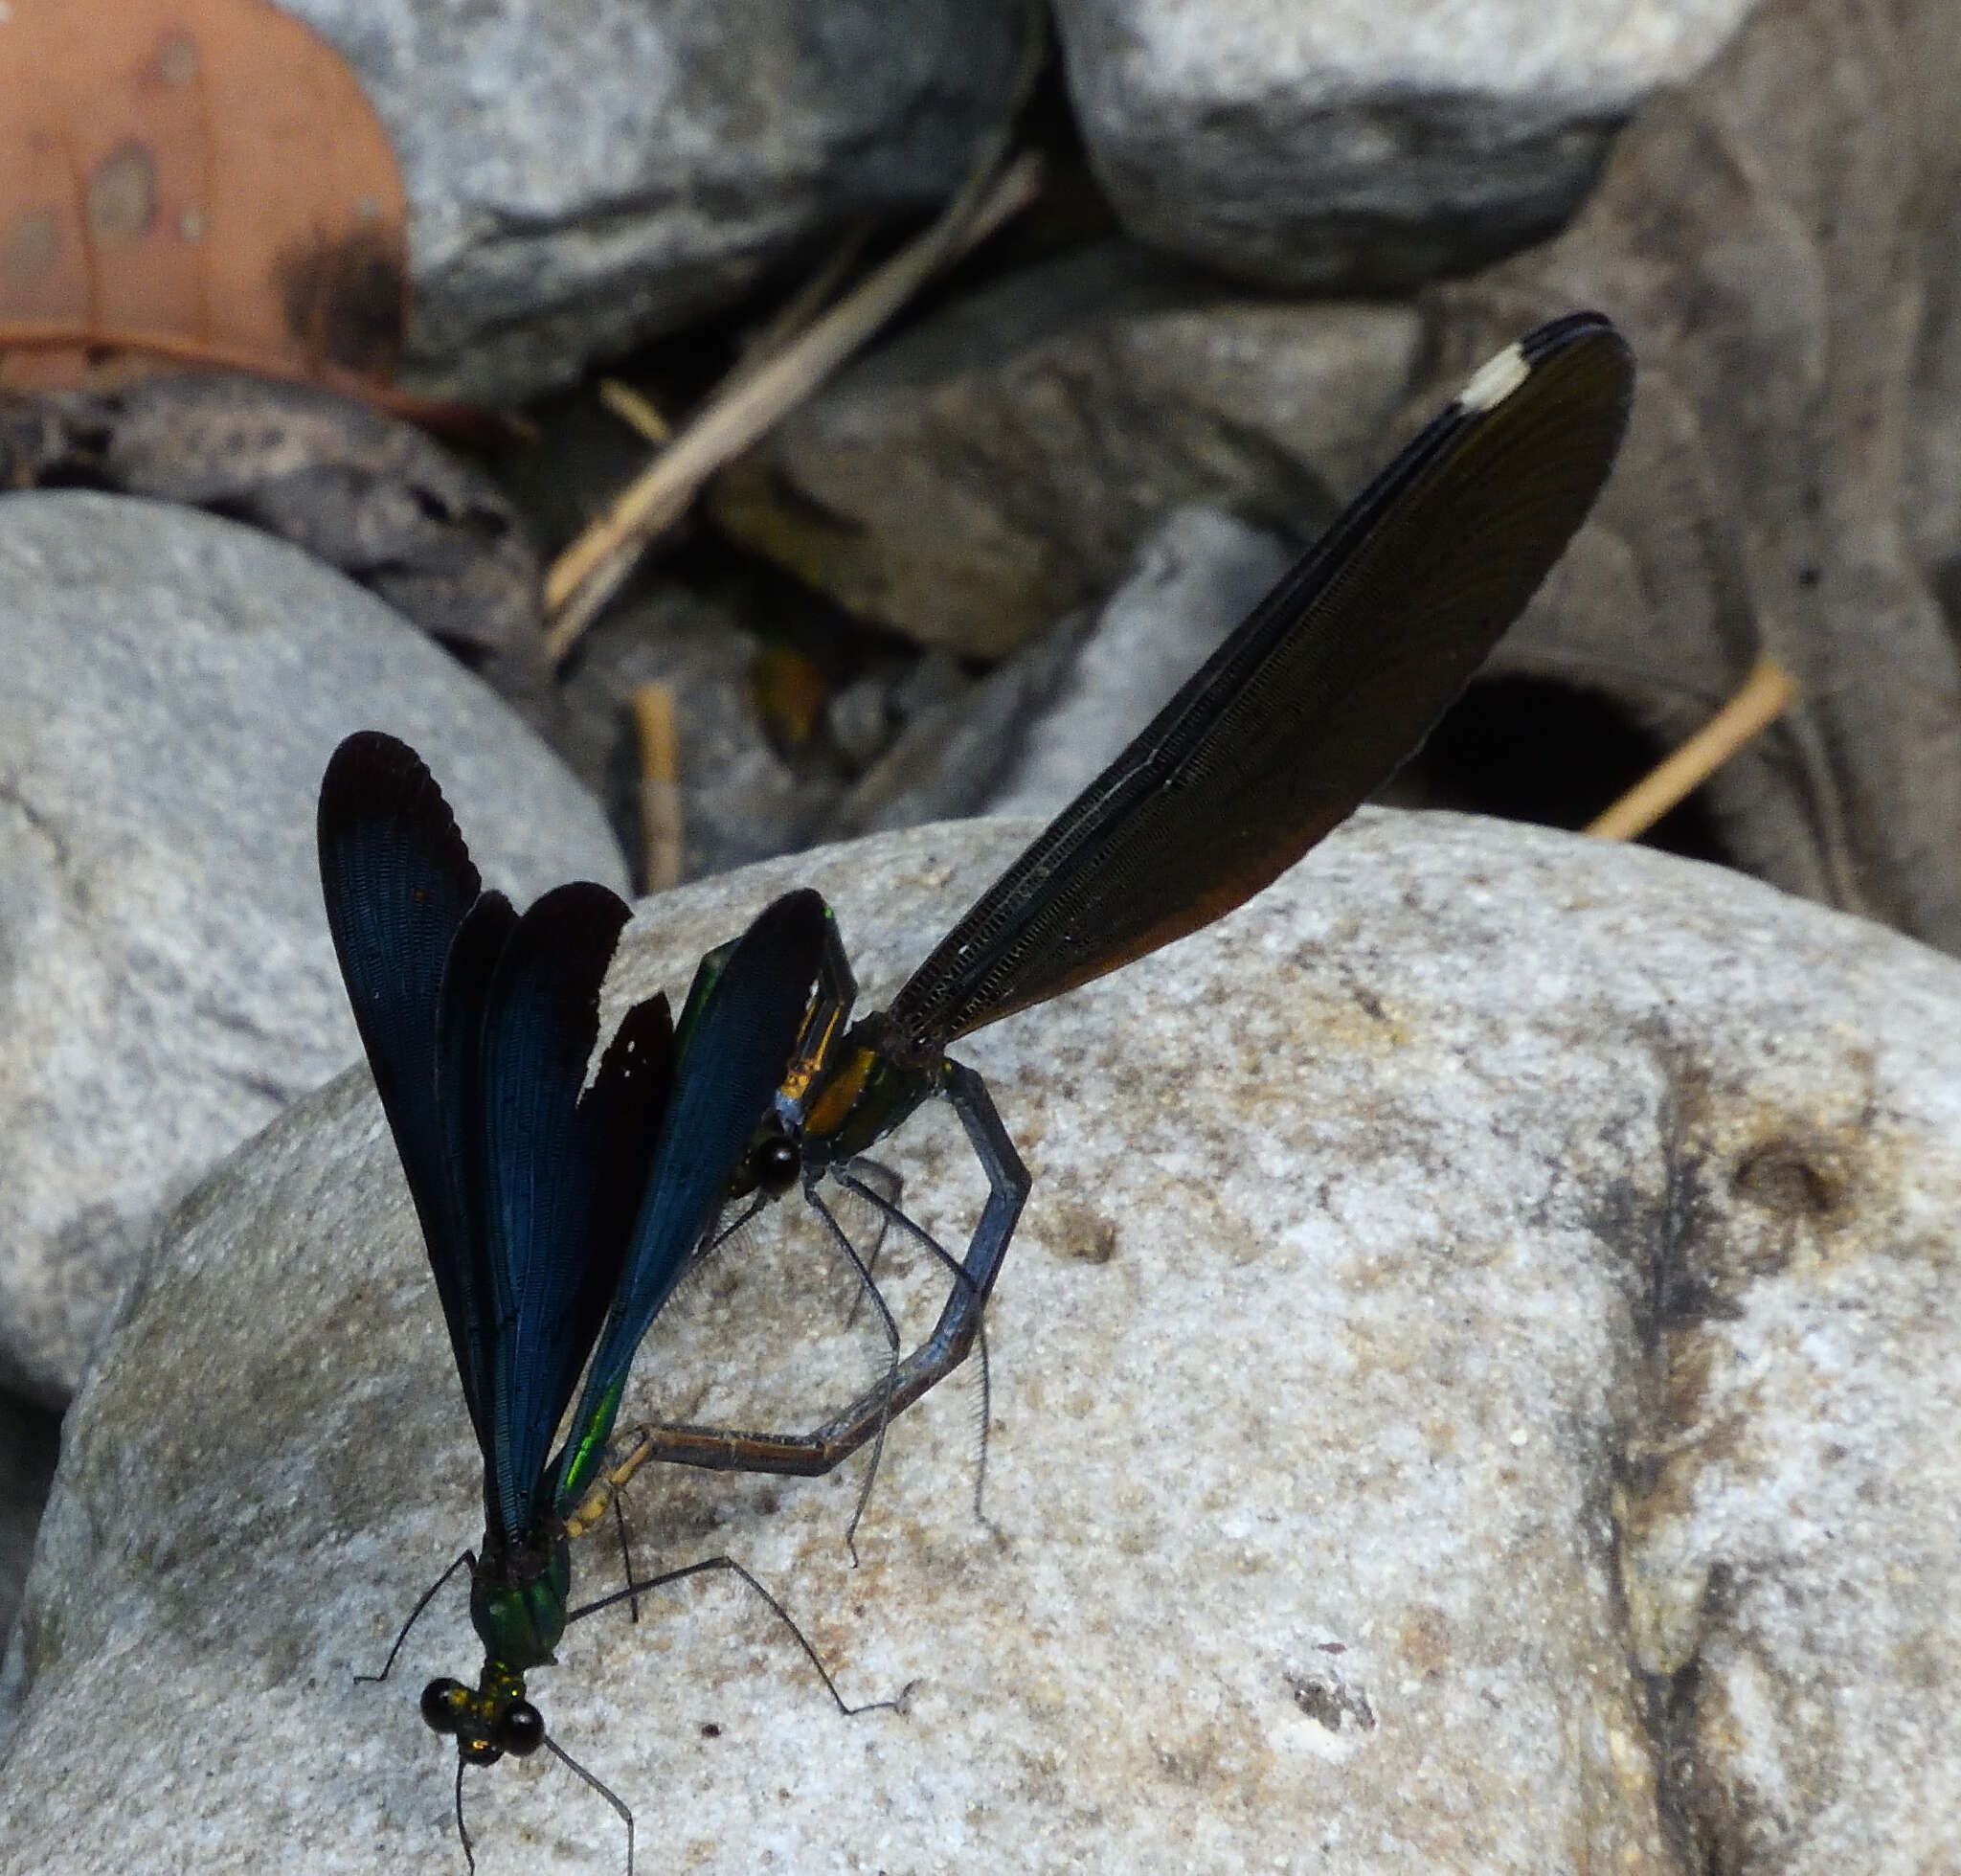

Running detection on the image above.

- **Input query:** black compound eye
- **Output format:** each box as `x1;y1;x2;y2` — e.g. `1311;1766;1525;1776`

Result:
498;1699;546;1757
755;1134;800;1196
419;1678;465;1734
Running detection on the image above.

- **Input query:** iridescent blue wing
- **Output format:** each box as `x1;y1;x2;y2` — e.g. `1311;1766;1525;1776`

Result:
553;890;827;1512
477;883;674;1543
429;889;517;1462
318;731;500;1447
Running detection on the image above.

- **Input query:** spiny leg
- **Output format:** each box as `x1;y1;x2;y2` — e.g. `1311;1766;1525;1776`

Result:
611;1488;640;1625
802;1176;903;1561
840;1156;902;1327
622;1058;1028;1481
543;1733;635;1876
356;1548;476;1684
817;1056;1025;1444
835;1167;996;1526
970;1314;994;1527
700;1188;768;1262
830;1057;1027;1407
454;1759;474;1876
575;1422;699;1624
568;1554;911;1719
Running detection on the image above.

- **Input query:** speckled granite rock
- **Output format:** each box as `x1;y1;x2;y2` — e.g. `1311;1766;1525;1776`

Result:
281;0;1038;402
3;810;1957;1872
0;492;624;1407
1053;0;1762;289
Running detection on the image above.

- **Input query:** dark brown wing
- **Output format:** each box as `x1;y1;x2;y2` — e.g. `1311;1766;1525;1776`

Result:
885;312;1634;1052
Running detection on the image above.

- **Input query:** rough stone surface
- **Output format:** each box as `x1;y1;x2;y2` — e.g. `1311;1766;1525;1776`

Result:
280;0;1038;402
710;244;1419;654
0;492;625;1408
1053;0;1761;289
987;505;1295;818
3;811;1958;1872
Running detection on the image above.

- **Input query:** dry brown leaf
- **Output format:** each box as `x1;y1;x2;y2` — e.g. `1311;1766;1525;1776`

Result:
752;644;830;749
0;0;407;395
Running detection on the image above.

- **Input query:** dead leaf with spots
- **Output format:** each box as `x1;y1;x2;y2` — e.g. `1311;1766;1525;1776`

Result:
0;11;553;718
0;0;407;397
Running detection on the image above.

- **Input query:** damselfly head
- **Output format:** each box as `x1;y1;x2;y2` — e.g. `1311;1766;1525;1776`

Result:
420;1667;546;1766
724;1119;802;1201
753;1130;801;1197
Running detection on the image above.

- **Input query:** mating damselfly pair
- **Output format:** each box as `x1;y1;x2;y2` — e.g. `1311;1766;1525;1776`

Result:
319;311;1634;1869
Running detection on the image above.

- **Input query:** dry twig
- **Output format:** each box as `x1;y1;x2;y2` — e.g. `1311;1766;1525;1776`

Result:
542;130;1044;662
597;378;671;444
632;680;684;893
1587;657;1795;841
733;216;877;377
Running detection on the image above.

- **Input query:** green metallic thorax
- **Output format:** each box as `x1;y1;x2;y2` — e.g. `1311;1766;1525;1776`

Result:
470;1528;571;1673
799;1014;943;1166
421;1531;573;1764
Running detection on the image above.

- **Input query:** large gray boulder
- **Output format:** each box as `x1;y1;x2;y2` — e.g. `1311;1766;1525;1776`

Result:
1054;0;1762;289
2;810;1956;1872
0;491;624;1407
282;0;1038;402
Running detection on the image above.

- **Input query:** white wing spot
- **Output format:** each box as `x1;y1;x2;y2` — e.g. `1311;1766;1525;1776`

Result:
1457;341;1530;414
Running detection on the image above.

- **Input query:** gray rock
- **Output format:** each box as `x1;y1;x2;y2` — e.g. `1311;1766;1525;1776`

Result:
5;810;1959;1872
888;646;975;725
986;505;1295;818
1053;0;1761;289
710;243;1420;654
0;1395;57;1655
1905;193;1961;630
824;612;1091;837
0;492;625;1408
825;671;897;769
281;0;1038;403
